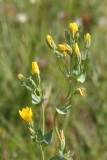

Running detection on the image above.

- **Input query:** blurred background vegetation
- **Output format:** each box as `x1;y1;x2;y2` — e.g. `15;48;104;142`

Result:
0;0;107;159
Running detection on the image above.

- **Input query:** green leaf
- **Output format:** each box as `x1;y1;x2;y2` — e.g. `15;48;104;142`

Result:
41;130;53;148
49;150;73;160
77;68;86;83
44;129;53;144
55;105;72;115
36;129;43;143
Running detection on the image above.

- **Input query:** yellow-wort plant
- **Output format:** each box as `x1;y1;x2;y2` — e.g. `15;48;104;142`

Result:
18;22;91;160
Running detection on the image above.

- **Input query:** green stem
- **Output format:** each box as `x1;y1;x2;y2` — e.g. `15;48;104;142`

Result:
58;79;72;108
40;144;44;160
70;54;73;74
63;103;73;131
62;58;69;73
53;112;62;150
63;81;77;131
85;48;88;57
78;64;81;75
39;105;45;160
42;104;45;135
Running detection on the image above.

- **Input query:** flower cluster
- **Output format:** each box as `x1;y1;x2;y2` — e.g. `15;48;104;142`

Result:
18;62;51;145
18;22;91;160
18;62;45;105
46;22;91;95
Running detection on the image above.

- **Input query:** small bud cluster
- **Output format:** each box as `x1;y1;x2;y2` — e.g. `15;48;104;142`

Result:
18;61;45;105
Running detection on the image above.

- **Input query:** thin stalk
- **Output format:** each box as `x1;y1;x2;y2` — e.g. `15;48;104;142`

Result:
58;79;72;108
85;48;88;58
70;54;73;74
63;105;73;132
39;105;45;160
42;104;45;135
53;112;62;150
70;37;76;75
59;96;72;111
70;53;75;75
61;58;69;74
78;64;81;75
63;81;77;131
40;144;44;160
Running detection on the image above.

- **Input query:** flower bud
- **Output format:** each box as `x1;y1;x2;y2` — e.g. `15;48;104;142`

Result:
59;130;65;152
60;130;65;140
17;73;27;84
84;33;91;49
58;44;72;56
17;73;24;81
69;22;78;38
31;62;40;75
46;35;57;50
74;43;81;63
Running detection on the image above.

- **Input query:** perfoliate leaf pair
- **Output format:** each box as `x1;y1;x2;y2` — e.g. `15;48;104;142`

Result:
35;129;53;149
49;150;73;160
55;105;72;115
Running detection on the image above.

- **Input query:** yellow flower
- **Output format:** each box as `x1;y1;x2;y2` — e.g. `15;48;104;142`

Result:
58;44;70;52
69;22;78;37
17;73;24;81
74;43;79;55
32;62;40;75
19;107;33;122
58;44;71;56
77;88;86;97
84;33;91;48
74;43;81;63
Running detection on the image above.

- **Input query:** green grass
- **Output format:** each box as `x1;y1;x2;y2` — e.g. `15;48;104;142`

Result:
0;0;107;159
